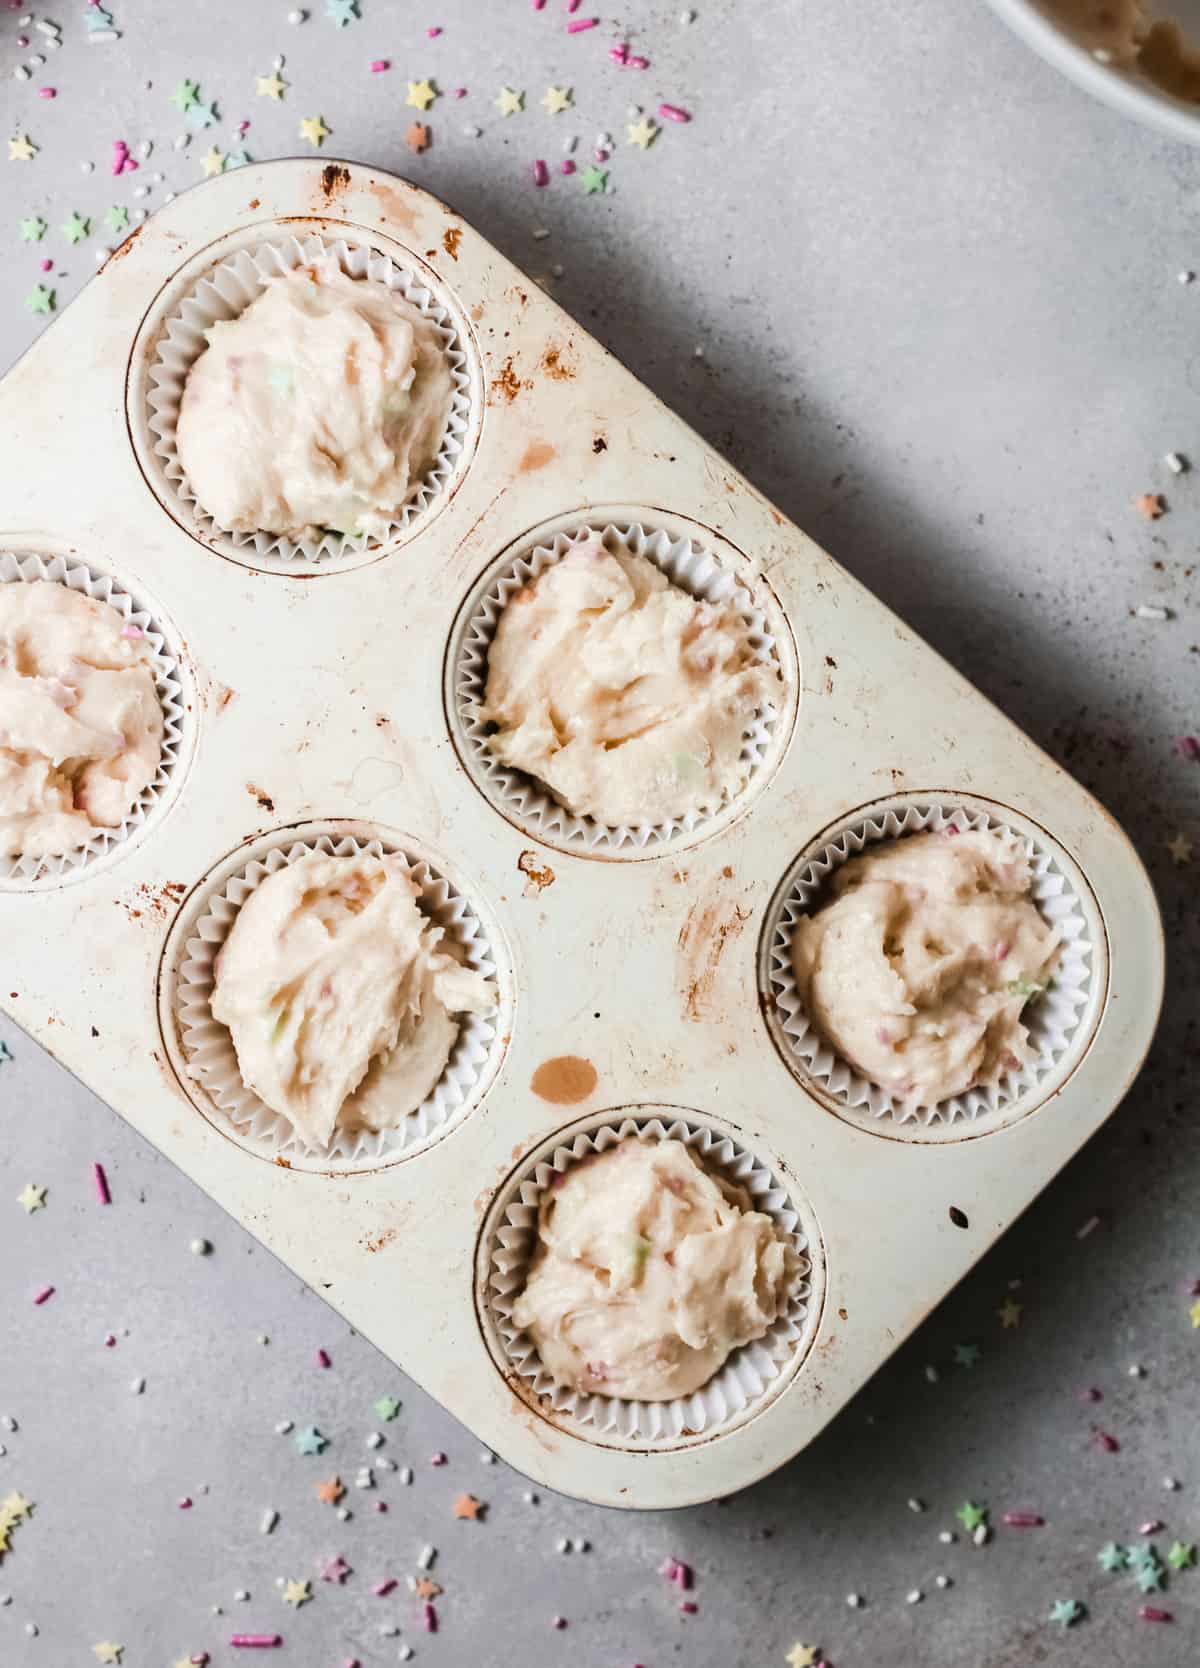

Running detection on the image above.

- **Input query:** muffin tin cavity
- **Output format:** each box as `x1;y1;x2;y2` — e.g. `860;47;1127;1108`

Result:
760;795;1106;1142
128;227;481;576
477;1107;824;1450
0;549;192;892
157;822;511;1173
445;514;800;859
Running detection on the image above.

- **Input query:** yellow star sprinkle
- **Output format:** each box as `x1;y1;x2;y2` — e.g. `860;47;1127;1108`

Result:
496;86;524;117
256;71;287;100
541;85;573;115
93;1645;123;1665
627;114;659;148
1168;831;1193;865
997;1297;1022;1329
201;146;224;177
406;79;437;111
283;1578;312;1607
1191;1297;1200;1328
786;1647;818;1668
8;134;37;162
17;1183;46;1213
299;114;330;147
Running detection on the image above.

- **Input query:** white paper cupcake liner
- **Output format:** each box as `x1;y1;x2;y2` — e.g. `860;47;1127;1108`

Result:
144;232;473;567
451;522;787;854
764;801;1096;1129
0;550;186;888
484;1113;821;1445
174;830;501;1170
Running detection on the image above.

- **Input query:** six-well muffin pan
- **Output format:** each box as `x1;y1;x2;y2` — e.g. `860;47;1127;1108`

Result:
0;160;1163;1509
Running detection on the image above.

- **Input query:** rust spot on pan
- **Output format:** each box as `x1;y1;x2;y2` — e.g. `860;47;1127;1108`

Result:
540;343;576;381
531;1056;597;1105
366;178;418;229
517;438;556;474
676;882;752;1023
517;850;555;895
442;225;462;260
247;783;275;814
364;1227;398;1253
489;356;525;404
320;163;351;198
99;222;145;270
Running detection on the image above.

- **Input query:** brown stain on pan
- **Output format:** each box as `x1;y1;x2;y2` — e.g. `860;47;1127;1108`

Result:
540;343;576;381
676;879;752;1023
517;438;556;474
489;356;525;404
517;850;555;894
247;783;275;814
364;1227;398;1254
531;1056;597;1105
100;222;145;270
320;163;351;199
366;178;418;230
442;226;462;260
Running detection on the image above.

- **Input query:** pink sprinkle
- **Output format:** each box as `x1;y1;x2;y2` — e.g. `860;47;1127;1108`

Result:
38;86;56;99
453;86;467;97
594;147;610;161
1139;1519;1164;1534
551;1616;567;1629
93;1161;111;1204
343;1660;361;1668
427;24;442;35
566;16;598;30
566;0;582;10
532;0;546;7
229;1637;282;1649
104;1332;117;1348
430;1452;447;1466
658;103;692;123
561;158;576;174
1002;1511;1044;1527
673;1562;694;1590
610;42;628;63
371;59;390;72
533;158;549;187
422;1603;438;1634
16;33;28;45
628;55;649;68
179;1496;193;1509
373;1501;388;1513
33;1285;55;1305
121;624;144;639
993;940;1010;961
680;1601;698;1614
373;1579;397;1597
1093;1428;1120;1452
317;1347;331;1368
1138;1606;1172;1622
1173;735;1200;761
40;258;52;272
1186;1277;1200;1296
1079;1387;1103;1403
238;120;250;137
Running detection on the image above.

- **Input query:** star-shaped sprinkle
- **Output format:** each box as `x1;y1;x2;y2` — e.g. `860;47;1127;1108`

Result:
1136;1561;1165;1593
1;1492;32;1521
1167;1540;1195;1571
785;1646;818;1668
957;1501;987;1532
224;150;251;171
1136;492;1165;519
325;0;359;24
17;1183;46;1213
256;71;287;100
406;122;430;153
1128;1540;1160;1572
61;212;90;245
953;1342;981;1368
186;101;217;130
1097;1542;1128;1572
627;115;659;148
170;79;199;112
541;85;573;114
282;1578;311;1607
1168;832;1193;864
93;1646;123;1665
105;204;129;234
581;164;608;194
407;79;437;111
19;216;46;242
26;285;54;315
496;86;524;117
299;115;330;147
414;1577;441;1599
1048;1598;1083;1628
316;1476;344;1505
374;1396;400;1421
997;1298;1022;1329
8;135;37;162
453;1493;484;1520
295;1425;327;1455
1191;1297;1200;1329
320;1555;352;1584
201;147;225;178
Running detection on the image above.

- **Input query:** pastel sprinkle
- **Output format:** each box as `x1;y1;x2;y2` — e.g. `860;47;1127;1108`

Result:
658;102;692;122
370;59;389;72
533;158;549;186
33;1285;55;1305
1138;1607;1172;1622
93;1162;111;1205
229;1637;282;1648
422;1603;438;1633
566;16;598;30
1002;1511;1044;1527
316;1348;331;1368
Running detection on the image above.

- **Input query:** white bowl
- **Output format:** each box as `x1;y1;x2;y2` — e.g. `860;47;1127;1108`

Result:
987;0;1200;144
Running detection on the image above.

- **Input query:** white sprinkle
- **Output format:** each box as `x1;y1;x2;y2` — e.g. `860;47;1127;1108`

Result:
257;1334;269;1345
260;1508;278;1534
1165;452;1188;474
480;1450;495;1464
556;1537;571;1554
138;139;153;158
1;1418;16;1433
380;1623;400;1637
1093;46;1114;61
366;1432;384;1449
274;1578;285;1588
1075;1214;1101;1240
694;345;704;358
907;1498;925;1513
1164;1476;1180;1490
287;7;307;21
1135;604;1171;620
151;170;163;183
0;1446;5;1458
24;1622;37;1637
336;1506;351;1521
235;1590;250;1602
680;8;696;22
164;192;176;203
596;131;613;148
275;1421;293;1435
34;19;60;36
80;160;94;174
523;1491;539;1505
133;184;149;199
400;1466;413;1485
190;1237;211;1255
532;228;551;241
13;66;31;81
130;1377;145;1394
906;1589;923;1605
938;1530;955;1544
355;1467;374;1489
399;1648;414;1662
563;133;578;152
1179;269;1194;284
87;28;120;42
1128;1362;1145;1377
973;1522;989;1546
174;133;190;150
924;1364;939;1383
377;1456;396;1472
418;1545;436;1570
463;124;481;138
212;1607;223;1616
274;54;285;69
0;1595;9;1606
572;1538;589;1553
935;1574;952;1589
846;1592;863;1608
551;262;564;277
406;1576;417;1593
30;52;44;65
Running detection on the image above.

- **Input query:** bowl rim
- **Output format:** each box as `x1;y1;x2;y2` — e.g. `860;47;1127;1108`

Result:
985;0;1200;146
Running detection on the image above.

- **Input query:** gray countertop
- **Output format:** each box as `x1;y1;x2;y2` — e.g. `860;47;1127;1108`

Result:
2;2;1197;1664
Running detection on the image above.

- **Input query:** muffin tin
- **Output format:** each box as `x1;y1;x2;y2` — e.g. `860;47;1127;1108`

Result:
0;159;1163;1508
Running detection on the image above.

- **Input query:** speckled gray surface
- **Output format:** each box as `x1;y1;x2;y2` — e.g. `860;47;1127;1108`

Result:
1;2;1198;1664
